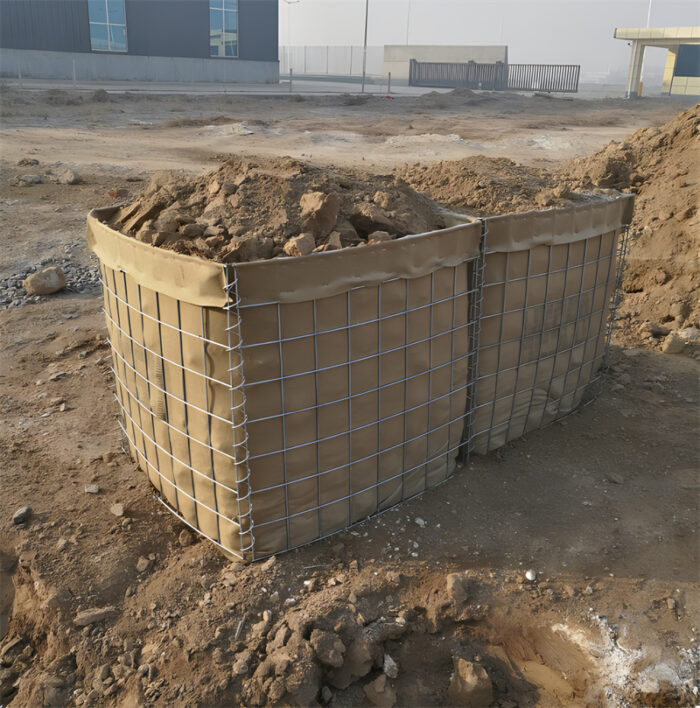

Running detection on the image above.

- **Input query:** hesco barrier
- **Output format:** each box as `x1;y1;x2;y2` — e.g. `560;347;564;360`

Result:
87;195;633;561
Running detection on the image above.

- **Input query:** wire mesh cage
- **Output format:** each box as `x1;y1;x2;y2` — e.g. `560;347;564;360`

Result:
87;195;633;561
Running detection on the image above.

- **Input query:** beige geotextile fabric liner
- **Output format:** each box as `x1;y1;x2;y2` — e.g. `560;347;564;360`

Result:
88;212;482;559
471;194;634;454
87;195;632;559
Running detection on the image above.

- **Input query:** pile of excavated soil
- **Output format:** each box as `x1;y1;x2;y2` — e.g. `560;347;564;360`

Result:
396;156;583;216
561;104;700;351
104;157;449;263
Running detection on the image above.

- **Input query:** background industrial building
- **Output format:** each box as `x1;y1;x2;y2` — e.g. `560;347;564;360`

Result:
615;26;700;96
0;0;279;83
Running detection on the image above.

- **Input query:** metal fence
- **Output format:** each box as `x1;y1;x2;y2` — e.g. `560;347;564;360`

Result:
409;60;581;93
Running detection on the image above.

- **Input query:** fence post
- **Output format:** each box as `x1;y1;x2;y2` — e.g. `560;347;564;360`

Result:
72;59;77;86
18;62;22;88
387;71;391;94
289;67;293;93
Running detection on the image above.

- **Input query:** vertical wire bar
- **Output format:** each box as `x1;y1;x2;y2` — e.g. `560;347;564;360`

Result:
561;239;589;409
572;234;605;399
539;242;571;428
522;245;552;434
120;271;152;482
446;265;458;471
505;249;531;442
603;227;630;367
137;283;164;496
375;284;382;513
312;299;322;540
224;265;255;558
486;250;509;452
109;268;146;471
346;290;353;523
154;291;181;514
401;278;409;500
461;232;486;460
276;302;291;549
424;272;435;491
176;300;199;530
200;308;222;544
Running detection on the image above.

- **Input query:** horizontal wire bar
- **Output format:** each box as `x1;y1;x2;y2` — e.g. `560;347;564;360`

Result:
479;286;608;323
153;494;248;559
235;287;477;347
482;253;613;287
100;277;229;350
249;399;470;482
104;309;230;388
471;353;605;415
108;342;243;427
475;331;605;383
252;437;464;529
110;363;239;464
244;320;475;388
225;267;479;310
118;417;249;512
245;346;475;424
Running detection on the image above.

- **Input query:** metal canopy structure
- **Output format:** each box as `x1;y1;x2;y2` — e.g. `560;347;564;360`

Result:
615;26;700;97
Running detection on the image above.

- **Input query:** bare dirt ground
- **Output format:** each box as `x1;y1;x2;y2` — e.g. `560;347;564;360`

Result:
0;87;698;708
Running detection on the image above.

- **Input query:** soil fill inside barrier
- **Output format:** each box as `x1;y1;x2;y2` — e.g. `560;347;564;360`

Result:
88;162;633;560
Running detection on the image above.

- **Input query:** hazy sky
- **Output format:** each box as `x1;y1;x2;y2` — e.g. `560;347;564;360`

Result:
279;0;700;83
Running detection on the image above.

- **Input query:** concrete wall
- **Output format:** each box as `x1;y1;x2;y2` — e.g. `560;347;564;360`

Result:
0;0;278;63
0;48;279;83
279;46;384;77
384;45;508;80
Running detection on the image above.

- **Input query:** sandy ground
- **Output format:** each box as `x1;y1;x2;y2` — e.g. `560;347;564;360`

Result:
0;87;698;708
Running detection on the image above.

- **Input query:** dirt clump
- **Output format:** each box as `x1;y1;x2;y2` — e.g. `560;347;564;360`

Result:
103;156;448;263
396;155;579;216
561;104;700;350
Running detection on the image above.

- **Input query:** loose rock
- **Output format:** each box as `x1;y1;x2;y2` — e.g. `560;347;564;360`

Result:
383;653;399;679
300;191;340;238
178;529;194;547
74;606;117;627
447;658;493;707
23;267;66;296
12;506;31;525
310;629;346;668
363;673;397;707
662;333;685;354
446;573;467;604
283;233;315;257
135;556;152;573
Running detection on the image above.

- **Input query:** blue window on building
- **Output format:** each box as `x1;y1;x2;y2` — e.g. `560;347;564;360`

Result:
210;0;238;58
88;0;127;52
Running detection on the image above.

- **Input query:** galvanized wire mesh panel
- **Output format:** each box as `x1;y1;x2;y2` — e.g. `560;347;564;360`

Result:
96;216;629;560
228;252;485;558
99;248;485;560
471;227;629;454
100;264;254;558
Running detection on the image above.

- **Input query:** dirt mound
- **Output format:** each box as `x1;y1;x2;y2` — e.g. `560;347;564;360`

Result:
561;104;700;349
104;157;448;263
396;156;579;216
